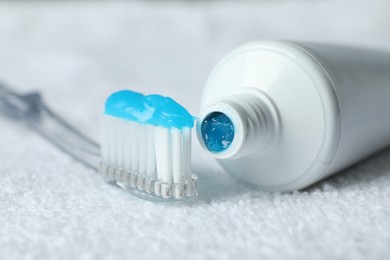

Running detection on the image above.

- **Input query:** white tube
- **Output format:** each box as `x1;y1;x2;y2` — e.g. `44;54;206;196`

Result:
196;40;390;192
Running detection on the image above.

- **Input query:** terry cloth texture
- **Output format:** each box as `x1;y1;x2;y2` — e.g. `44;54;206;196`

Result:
0;1;390;259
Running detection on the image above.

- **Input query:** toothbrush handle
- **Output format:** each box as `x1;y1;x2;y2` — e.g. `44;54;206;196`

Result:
0;82;100;171
31;105;101;171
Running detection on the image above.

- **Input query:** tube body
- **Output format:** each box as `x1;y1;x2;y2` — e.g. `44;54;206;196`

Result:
197;41;390;191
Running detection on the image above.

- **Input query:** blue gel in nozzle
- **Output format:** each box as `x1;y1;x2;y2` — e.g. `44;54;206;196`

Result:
201;112;234;153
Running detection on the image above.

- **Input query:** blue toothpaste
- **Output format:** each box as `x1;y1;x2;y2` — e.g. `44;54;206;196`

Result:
105;90;195;129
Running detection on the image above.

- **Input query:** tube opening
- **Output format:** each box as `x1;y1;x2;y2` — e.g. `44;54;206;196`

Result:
200;112;235;153
197;88;280;160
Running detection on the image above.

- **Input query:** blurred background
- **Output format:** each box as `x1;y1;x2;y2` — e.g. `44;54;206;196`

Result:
1;0;390;259
0;0;389;139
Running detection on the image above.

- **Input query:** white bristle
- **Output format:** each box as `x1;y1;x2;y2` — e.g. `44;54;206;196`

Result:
116;119;125;169
100;116;109;162
100;114;197;200
171;128;183;184
131;121;139;174
146;125;156;179
123;121;132;171
154;126;172;184
182;127;192;182
139;124;147;176
106;116;116;166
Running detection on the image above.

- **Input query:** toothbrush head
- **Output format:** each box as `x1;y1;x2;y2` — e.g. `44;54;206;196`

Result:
100;90;197;201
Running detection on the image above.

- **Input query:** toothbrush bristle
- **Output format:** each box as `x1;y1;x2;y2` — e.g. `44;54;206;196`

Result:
100;114;197;200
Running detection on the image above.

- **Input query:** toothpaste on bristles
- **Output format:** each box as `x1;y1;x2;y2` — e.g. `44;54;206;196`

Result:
100;90;197;200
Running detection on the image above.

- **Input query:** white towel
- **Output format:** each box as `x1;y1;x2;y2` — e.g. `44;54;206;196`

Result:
0;1;389;259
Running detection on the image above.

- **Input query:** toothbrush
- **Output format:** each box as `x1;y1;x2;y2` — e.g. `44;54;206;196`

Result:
0;83;197;201
0;82;100;171
100;90;198;200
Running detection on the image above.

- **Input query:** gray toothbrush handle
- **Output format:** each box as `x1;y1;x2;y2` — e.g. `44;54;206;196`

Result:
0;82;100;171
